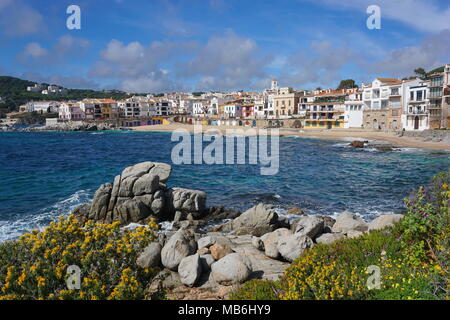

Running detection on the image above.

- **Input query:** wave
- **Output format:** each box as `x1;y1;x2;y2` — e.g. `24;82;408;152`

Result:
0;189;91;243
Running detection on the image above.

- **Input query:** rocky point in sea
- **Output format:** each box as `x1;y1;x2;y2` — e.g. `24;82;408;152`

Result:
72;161;404;299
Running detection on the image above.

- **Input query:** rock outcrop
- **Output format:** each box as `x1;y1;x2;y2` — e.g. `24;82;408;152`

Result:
81;162;206;225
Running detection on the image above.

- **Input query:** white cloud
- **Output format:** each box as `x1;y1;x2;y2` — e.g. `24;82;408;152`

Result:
21;42;48;59
0;0;45;36
178;31;272;90
18;35;90;64
311;0;450;33
369;29;450;76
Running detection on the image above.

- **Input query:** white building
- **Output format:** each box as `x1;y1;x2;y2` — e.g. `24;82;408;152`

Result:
222;103;242;118
27;83;45;92
402;81;430;131
192;99;210;116
344;90;364;128
26;101;60;113
118;100;141;118
59;102;85;121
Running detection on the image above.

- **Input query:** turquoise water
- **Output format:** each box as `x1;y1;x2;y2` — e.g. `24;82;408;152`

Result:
0;131;449;242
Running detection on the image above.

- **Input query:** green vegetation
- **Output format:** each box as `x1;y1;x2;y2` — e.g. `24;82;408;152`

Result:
232;171;449;300
336;79;358;90
0;76;130;117
0;216;161;300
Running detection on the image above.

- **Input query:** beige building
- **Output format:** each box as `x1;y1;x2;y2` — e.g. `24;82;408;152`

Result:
273;88;301;117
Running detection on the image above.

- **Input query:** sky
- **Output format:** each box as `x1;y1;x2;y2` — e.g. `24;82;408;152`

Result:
0;0;449;93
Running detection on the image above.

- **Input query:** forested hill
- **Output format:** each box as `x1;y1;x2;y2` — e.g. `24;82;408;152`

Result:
0;75;130;116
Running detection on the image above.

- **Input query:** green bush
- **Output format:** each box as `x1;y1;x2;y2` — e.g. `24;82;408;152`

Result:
230;279;282;300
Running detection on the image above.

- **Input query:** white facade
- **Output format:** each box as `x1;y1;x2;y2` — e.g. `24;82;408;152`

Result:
343;91;364;128
27;101;60;113
59;102;85;120
222;103;242;118
192;99;210;116
402;82;429;131
118;100;141;118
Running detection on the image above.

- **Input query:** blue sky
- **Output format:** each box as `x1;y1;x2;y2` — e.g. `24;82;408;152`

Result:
0;0;449;92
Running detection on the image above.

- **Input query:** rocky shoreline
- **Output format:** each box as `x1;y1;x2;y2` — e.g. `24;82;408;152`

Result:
1;122;131;132
69;161;405;299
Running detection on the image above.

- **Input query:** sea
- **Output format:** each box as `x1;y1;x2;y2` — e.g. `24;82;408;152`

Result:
0;130;449;242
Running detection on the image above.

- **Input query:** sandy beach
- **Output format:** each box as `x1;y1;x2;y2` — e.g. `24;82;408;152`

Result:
132;123;450;151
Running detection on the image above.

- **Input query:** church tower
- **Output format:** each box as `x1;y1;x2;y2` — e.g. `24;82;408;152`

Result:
271;78;278;90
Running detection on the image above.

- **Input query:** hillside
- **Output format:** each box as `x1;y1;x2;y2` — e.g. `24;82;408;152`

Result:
0;75;130;117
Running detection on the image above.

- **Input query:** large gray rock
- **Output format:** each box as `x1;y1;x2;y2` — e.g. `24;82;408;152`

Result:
113;199;150;223
88;183;112;221
316;233;345;245
331;211;368;234
121;162;156;180
277;233;314;262
161;229;197;271
369;214;404;231
148;163;172;183
169;188;207;216
178;254;202;287
231;203;279;236
133;173;160;196
262;228;292;259
211;253;252;285
294;216;324;238
136;242;162;268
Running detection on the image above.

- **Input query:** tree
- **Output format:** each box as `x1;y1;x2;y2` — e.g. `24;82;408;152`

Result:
414;68;427;79
337;79;358;90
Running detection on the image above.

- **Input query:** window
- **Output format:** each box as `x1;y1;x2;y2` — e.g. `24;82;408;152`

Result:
410;91;414;101
417;91;422;101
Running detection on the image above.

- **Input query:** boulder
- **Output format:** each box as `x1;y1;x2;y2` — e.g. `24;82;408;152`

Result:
231;203;279;236
347;230;364;239
331;211;368;234
169;188;207;217
178;254;202;287
294;216;324;239
161;229;197;271
136;242;162;268
88;183;112;221
148;163;172;183
349;140;366;148
113;199;150;223
210;243;234;260
132;173;160;196
262;228;292;259
277;233;314;262
211;253;252;285
316;233;345;245
369;214;404;231
197;236;217;249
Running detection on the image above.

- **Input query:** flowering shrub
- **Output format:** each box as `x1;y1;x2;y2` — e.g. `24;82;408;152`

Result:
0;215;160;300
232;171;449;300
